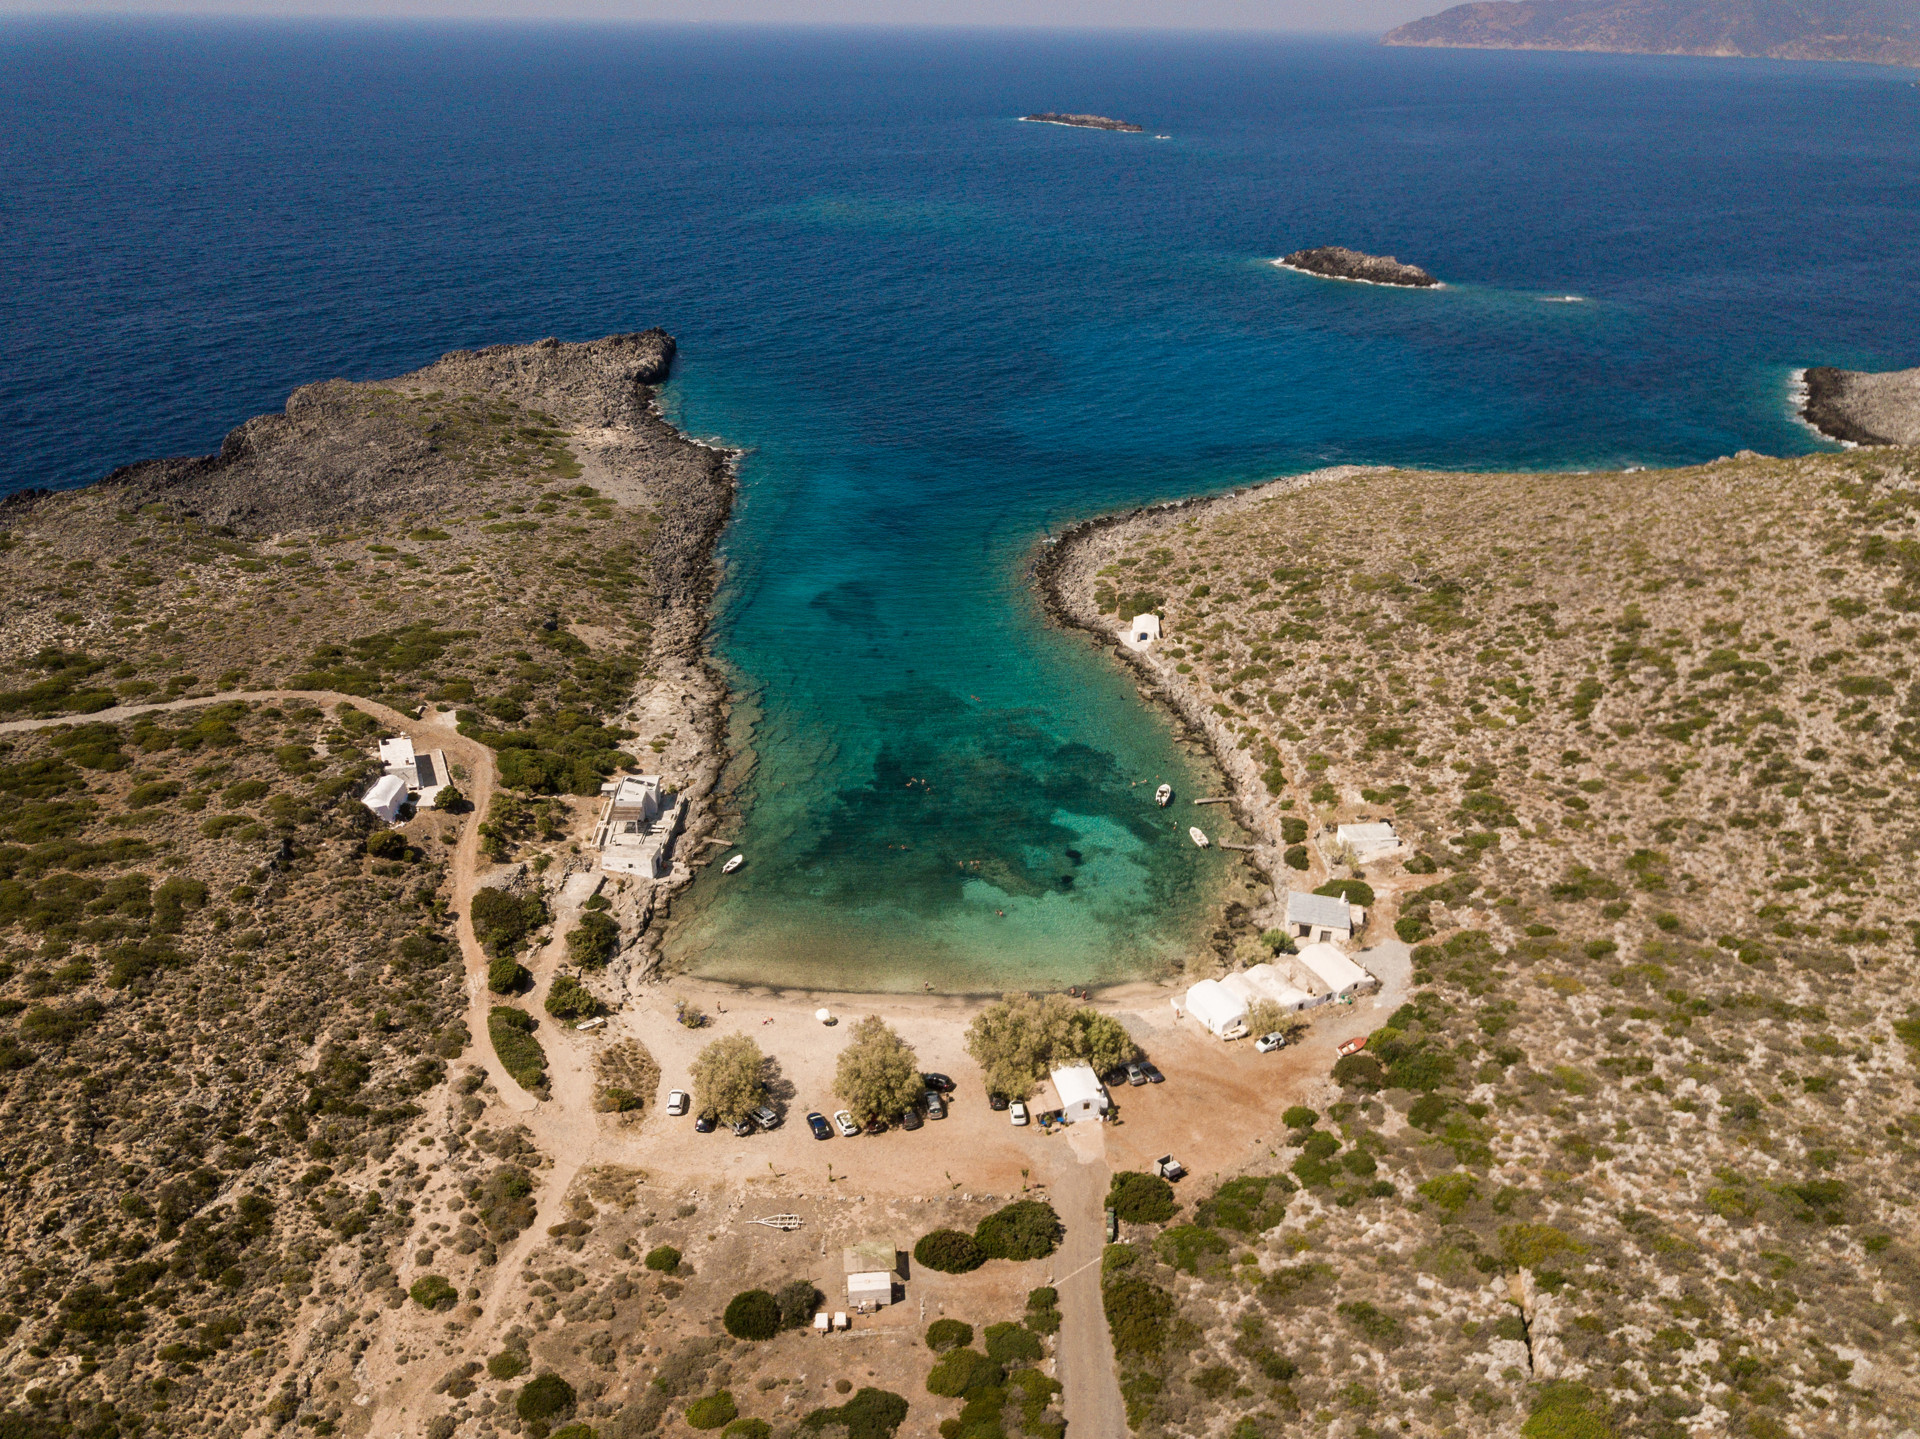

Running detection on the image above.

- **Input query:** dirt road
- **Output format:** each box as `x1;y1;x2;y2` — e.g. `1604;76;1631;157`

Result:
1044;1131;1127;1439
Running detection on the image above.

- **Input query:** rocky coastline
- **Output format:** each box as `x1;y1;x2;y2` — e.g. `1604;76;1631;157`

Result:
1800;363;1920;447
1277;245;1439;288
1019;112;1144;132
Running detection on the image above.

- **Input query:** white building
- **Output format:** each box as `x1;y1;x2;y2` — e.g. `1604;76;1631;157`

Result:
1237;962;1321;1013
361;773;410;824
1047;1064;1110;1123
377;734;452;808
1293;942;1377;1000
843;1239;901;1309
1121;613;1163;651
1335;821;1402;859
592;775;687;878
1182;978;1249;1039
1285;890;1358;944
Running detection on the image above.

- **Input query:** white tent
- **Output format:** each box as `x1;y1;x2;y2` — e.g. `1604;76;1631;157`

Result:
1239;963;1321;1013
1184;978;1249;1039
361;773;409;824
1294;942;1375;999
1049;1064;1109;1123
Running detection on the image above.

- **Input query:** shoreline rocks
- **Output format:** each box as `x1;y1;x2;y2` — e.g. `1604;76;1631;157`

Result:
1278;246;1439;288
1019;112;1144;132
1801;364;1920;447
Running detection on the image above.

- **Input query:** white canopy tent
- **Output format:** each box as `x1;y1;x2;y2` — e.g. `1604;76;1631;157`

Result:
1183;978;1249;1039
1294;942;1376;999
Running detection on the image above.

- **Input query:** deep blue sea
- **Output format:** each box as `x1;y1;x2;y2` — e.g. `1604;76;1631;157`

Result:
5;22;1919;989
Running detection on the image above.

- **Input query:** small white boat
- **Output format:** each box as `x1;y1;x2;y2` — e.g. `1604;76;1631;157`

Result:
1189;827;1210;849
1155;784;1173;807
721;854;744;874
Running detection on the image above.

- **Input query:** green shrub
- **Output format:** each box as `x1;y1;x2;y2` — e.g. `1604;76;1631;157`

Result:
1405;852;1438;874
1025;1285;1063;1334
408;1274;457;1311
488;1006;547;1092
487;954;530;994
545;974;602;1023
1197;1175;1288;1233
925;1347;1003;1398
776;1280;823;1330
925;1318;973;1352
1102;1275;1174;1360
1521;1381;1611;1439
914;1229;986;1274
1280;816;1308;844
723;1422;773;1439
516;1372;577;1422
800;1387;909;1439
1284;844;1309;871
1155;1224;1229;1275
1106;1171;1176;1224
366;830;407;860
983;1321;1044;1366
974;1200;1061;1261
1336;1300;1403;1347
686;1391;738;1430
1314;878;1374;907
567;909;620;968
488;1349;530;1380
644;1245;681;1273
723;1289;780;1340
471;887;547;954
1282;1105;1318;1130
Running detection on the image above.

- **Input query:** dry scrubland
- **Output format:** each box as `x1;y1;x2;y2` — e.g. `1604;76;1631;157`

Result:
0;335;739;1438
1054;449;1920;1438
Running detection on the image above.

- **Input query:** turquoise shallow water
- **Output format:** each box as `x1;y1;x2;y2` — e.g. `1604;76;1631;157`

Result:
5;23;1919;989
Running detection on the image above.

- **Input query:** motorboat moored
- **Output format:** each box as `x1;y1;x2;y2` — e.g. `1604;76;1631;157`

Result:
1155;783;1173;807
1189;827;1209;849
721;854;745;874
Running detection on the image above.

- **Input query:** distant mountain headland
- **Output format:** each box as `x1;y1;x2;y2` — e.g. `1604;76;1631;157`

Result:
1801;364;1920;446
1019;113;1145;132
1276;246;1440;288
1382;0;1920;67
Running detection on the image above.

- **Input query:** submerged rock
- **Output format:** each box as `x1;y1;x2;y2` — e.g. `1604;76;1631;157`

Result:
1279;246;1439;288
1801;364;1920;447
1019;112;1144;133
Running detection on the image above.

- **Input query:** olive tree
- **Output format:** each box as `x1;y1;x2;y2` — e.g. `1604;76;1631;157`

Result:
965;993;1141;1099
691;1033;767;1125
833;1016;925;1124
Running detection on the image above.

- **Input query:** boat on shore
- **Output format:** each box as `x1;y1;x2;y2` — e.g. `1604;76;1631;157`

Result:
1155;783;1173;807
722;854;744;874
1189;827;1210;849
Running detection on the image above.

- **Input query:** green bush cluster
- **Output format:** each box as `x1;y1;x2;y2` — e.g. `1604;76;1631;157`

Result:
644;1245;681;1273
722;1289;780;1341
686;1391;738;1430
926;1318;973;1352
1106;1171;1176;1224
487;1006;547;1093
799;1389;909;1439
915;1229;986;1274
471;886;547;954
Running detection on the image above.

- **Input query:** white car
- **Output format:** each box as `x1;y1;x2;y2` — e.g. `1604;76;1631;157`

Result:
1010;1102;1030;1127
1254;1032;1286;1054
832;1110;860;1138
666;1089;690;1116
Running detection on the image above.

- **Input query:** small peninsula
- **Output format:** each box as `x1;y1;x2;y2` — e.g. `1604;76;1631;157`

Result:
1384;0;1920;68
1277;245;1440;288
1019;112;1144;132
1801;363;1920;446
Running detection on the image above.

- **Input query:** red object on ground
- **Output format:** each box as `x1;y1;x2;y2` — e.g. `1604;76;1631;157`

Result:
1337;1036;1367;1057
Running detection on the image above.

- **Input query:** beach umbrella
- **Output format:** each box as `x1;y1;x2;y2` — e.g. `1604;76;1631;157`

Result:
815;1008;834;1025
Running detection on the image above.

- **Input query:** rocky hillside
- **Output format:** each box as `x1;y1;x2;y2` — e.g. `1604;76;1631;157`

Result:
1383;0;1920;67
1045;446;1920;1435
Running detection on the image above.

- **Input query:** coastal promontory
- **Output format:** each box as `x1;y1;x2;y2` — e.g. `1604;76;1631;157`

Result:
1802;362;1920;446
1019;111;1144;132
1278;245;1440;288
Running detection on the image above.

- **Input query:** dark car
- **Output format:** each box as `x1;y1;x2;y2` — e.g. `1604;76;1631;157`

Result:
864;1118;889;1136
921;1073;956;1093
807;1111;833;1141
899;1107;924;1131
987;1092;1010;1112
694;1112;717;1133
1101;1066;1129;1088
1140;1061;1165;1084
731;1117;754;1137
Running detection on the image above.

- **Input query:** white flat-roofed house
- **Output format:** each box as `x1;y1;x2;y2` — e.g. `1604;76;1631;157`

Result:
593;775;686;878
1293;942;1377;1000
361;773;410;824
843;1239;902;1309
1239;962;1321;1013
1182;978;1250;1039
1335;821;1403;859
1286;890;1357;944
376;734;452;807
1120;613;1162;652
1048;1064;1110;1123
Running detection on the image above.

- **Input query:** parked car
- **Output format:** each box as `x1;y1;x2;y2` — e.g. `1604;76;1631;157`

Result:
833;1110;861;1137
1125;1063;1148;1086
987;1092;1009;1112
751;1104;782;1132
694;1112;716;1133
807;1112;833;1140
1140;1061;1165;1084
1255;1032;1286;1053
731;1117;754;1137
924;1089;945;1119
1101;1066;1129;1088
864;1118;889;1136
900;1107;924;1131
922;1073;955;1093
1010;1102;1030;1127
666;1089;690;1116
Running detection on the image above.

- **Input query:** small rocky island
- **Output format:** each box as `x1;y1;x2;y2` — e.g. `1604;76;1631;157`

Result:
1278;245;1440;288
1019;112;1144;132
1801;363;1920;446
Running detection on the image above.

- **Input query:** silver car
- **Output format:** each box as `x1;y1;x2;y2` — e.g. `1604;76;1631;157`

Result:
1255;1032;1286;1053
666;1089;690;1115
924;1089;945;1119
